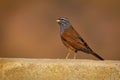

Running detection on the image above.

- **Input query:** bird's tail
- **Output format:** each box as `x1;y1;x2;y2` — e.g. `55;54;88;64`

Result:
90;52;104;60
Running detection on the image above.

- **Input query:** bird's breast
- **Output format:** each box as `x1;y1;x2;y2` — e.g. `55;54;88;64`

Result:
61;37;76;51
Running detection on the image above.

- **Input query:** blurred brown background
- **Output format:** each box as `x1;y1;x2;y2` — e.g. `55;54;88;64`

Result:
0;0;120;60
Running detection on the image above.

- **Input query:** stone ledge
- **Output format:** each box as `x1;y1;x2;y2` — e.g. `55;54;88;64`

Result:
0;58;119;80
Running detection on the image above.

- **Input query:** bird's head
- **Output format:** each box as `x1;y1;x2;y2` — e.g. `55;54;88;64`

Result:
56;17;71;29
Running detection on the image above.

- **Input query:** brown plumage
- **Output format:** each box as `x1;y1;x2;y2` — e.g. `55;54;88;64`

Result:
57;17;104;60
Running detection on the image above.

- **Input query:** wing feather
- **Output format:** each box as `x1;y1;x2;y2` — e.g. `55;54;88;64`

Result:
61;27;92;53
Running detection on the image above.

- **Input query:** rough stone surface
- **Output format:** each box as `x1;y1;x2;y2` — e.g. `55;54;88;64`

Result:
0;58;119;80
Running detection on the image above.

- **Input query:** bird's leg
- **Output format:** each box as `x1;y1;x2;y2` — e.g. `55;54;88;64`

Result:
66;49;71;59
66;52;70;59
73;53;77;59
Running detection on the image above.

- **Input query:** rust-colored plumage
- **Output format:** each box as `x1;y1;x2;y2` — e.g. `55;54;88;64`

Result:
57;17;104;60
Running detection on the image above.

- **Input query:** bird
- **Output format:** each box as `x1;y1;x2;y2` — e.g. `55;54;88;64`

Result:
56;17;104;60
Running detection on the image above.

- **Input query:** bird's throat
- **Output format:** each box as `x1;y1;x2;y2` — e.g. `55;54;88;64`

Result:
60;24;72;33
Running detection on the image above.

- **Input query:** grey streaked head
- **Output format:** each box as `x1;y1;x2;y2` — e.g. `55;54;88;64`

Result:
56;17;72;33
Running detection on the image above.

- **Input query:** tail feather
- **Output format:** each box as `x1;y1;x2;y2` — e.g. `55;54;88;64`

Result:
90;52;104;60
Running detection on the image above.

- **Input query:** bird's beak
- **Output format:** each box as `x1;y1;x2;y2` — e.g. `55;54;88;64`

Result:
56;19;60;23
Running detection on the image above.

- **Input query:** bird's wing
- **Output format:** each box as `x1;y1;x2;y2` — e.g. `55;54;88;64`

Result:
61;27;93;53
